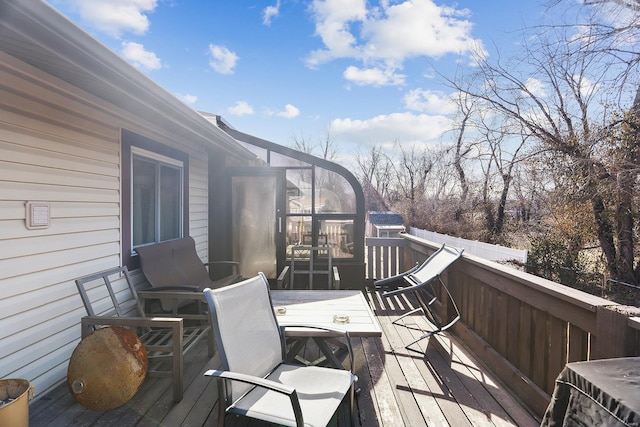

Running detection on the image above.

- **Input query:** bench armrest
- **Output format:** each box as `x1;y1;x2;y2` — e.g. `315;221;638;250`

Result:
204;261;240;275
80;315;183;338
137;290;209;321
141;285;199;292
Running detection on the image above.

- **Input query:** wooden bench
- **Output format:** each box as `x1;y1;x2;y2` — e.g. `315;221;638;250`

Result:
74;266;214;402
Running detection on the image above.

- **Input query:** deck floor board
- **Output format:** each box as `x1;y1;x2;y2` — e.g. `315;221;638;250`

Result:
29;289;539;426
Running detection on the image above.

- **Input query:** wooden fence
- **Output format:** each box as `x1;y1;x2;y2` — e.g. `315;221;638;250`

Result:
365;235;640;418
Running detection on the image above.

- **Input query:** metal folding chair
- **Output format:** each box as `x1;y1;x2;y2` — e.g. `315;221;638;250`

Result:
376;244;464;353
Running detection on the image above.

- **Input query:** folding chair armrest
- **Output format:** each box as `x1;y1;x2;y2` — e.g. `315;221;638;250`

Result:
374;262;420;289
205;261;240;275
204;369;304;426
374;275;404;288
382;285;415;297
277;266;290;289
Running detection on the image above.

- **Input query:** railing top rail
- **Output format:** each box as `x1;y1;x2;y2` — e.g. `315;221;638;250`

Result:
402;233;619;313
366;236;408;246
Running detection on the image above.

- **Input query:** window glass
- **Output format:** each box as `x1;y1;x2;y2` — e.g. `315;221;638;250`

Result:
285;216;312;250
132;157;156;246
132;152;183;248
285;217;355;259
314;168;356;214
269;151;310;167
318;219;355;259
286;168;313;214
159;165;182;241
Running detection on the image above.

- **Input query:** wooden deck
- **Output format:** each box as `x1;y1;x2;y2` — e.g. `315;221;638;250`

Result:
29;290;540;426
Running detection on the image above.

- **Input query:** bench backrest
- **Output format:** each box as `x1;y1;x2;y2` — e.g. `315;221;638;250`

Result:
75;266;144;319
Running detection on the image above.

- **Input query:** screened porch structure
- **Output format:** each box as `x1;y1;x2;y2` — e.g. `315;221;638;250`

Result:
205;114;367;290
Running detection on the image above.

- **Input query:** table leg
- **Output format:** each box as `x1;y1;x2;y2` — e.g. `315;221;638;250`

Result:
285;338;307;363
285;336;350;370
313;337;344;369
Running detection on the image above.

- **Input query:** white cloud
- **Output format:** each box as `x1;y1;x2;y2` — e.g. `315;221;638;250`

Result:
306;0;485;86
343;66;405;86
592;1;637;31
330;112;453;145
404;89;457;114
120;41;162;70
276;104;300;119
178;93;198;105
523;77;547;98
209;44;239;75
306;0;368;68
263;1;281;26
574;75;598;98
228;101;255;116
63;0;157;37
361;1;481;60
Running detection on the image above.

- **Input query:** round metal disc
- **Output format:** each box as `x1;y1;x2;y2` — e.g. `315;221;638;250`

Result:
67;326;147;411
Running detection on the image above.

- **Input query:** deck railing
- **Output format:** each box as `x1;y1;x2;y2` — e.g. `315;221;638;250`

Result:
365;235;640;418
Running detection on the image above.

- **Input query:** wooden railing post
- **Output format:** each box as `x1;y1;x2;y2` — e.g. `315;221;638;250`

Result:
592;305;640;359
365;237;408;280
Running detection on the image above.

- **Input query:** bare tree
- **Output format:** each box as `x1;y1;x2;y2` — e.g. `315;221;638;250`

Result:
291;128;339;161
449;90;477;205
388;142;435;228
477;117;531;242
355;146;393;211
450;0;640;282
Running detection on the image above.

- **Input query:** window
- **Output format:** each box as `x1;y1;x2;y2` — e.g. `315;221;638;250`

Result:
122;129;189;268
132;148;183;247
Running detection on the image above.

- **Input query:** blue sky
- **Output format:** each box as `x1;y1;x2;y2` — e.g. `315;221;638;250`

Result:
46;0;544;160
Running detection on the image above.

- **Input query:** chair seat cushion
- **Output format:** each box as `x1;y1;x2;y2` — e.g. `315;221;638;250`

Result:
229;363;355;427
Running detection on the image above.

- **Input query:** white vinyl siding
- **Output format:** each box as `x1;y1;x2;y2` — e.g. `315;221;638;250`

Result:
0;51;210;398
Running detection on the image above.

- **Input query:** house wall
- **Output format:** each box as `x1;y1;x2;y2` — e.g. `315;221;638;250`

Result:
0;51;212;398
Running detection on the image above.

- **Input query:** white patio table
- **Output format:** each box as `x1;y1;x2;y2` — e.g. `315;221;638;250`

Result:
270;290;382;368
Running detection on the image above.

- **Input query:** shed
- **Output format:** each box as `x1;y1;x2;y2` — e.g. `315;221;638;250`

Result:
366;211;405;237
